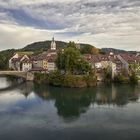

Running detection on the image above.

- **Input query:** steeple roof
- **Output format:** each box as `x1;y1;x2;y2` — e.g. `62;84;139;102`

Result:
50;37;56;50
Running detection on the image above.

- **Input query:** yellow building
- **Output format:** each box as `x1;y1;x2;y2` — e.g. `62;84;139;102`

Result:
43;60;48;70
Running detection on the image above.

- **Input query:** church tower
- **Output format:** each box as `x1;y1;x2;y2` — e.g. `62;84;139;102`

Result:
50;37;56;50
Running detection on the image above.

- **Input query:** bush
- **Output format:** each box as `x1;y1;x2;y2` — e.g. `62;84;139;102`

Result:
34;73;49;83
34;71;97;88
84;75;97;87
129;72;138;84
49;71;64;86
113;74;127;83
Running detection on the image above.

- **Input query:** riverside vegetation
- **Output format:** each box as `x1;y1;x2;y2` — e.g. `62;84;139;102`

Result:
34;71;96;88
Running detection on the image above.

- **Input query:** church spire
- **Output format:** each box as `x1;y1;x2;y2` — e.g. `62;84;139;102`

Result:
50;36;56;50
52;36;54;42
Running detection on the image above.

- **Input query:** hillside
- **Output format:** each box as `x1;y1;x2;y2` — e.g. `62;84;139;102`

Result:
21;40;97;52
101;48;138;55
21;41;67;51
22;41;138;55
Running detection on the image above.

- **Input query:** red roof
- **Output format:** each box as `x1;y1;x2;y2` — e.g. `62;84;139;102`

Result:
29;67;48;72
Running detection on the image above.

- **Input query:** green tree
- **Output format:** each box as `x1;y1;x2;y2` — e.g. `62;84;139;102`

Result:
80;45;98;55
0;49;15;70
56;42;92;74
129;62;140;75
103;67;112;82
67;41;77;48
129;62;140;84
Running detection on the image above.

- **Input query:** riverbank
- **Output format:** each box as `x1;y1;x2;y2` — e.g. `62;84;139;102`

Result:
34;71;97;88
34;70;140;88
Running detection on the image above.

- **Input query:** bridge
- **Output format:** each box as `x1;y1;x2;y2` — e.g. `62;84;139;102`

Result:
0;71;34;81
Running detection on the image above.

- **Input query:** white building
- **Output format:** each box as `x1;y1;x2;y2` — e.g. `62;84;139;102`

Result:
22;60;32;72
9;53;30;71
117;54;129;71
50;37;56;50
9;53;33;71
47;58;57;72
9;53;20;69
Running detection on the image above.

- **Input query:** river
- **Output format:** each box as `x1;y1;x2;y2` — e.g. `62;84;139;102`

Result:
0;77;140;140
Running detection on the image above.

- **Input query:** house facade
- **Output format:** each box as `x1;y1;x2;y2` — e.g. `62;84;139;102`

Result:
9;53;32;71
22;60;32;72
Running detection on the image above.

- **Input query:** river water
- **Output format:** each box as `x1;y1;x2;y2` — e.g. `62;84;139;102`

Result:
0;77;140;140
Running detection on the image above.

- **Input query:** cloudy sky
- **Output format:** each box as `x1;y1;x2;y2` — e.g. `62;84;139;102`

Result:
0;0;140;51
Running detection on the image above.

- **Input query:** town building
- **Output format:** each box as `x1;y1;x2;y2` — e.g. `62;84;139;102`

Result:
31;37;58;72
83;53;118;79
21;59;32;72
9;53;32;71
117;54;140;73
9;37;58;72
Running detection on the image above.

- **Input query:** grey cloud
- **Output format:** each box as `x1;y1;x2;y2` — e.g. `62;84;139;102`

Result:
0;0;139;50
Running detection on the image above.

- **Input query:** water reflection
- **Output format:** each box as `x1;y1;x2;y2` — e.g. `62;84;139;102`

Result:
0;77;25;92
32;83;140;119
0;78;140;120
0;78;140;140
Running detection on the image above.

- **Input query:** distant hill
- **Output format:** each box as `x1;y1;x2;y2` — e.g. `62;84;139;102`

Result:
101;48;138;55
21;40;96;52
21;41;67;51
22;41;138;55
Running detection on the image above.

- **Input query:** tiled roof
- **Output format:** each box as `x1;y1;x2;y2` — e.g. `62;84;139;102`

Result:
11;57;22;62
31;52;57;61
29;67;48;71
22;59;32;63
120;54;140;63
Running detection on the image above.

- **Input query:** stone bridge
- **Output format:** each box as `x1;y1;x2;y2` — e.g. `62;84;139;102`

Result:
0;71;34;81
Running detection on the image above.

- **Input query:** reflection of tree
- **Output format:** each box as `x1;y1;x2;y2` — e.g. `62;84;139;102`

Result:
114;84;139;106
32;84;140;119
96;84;113;105
34;86;96;119
33;84;50;100
53;91;91;119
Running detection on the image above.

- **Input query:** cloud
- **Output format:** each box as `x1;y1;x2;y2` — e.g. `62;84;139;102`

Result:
0;0;140;51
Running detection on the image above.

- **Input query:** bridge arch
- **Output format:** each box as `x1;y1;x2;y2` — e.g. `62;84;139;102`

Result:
0;71;34;81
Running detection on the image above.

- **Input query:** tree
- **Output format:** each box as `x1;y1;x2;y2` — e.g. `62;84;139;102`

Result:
129;62;140;75
56;42;92;74
103;66;112;82
0;49;15;70
80;45;98;55
67;41;77;48
129;62;140;84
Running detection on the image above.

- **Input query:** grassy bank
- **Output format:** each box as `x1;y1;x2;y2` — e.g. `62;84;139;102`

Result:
34;71;97;88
